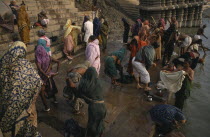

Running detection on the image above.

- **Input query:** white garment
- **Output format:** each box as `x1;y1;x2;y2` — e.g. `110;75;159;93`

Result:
132;57;150;84
180;36;192;47
41;19;50;25
160;70;186;93
194;34;201;41
190;43;199;51
84;21;93;42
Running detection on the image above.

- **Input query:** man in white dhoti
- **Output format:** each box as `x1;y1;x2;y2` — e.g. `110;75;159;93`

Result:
132;36;159;91
178;33;192;55
84;16;93;44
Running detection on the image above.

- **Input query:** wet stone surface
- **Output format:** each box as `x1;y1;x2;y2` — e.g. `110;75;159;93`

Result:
36;40;164;137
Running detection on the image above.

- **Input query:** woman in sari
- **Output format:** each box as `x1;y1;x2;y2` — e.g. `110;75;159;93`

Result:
152;26;164;60
122;18;130;44
93;17;101;38
100;20;109;51
35;45;60;111
37;29;51;56
0;41;42;137
78;67;106;137
18;2;30;44
63;19;81;60
104;48;127;86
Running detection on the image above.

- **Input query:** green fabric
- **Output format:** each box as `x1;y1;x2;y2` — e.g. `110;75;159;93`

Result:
101;23;108;49
110;48;127;62
143;45;155;67
117;75;134;84
135;45;155;68
78;67;106;137
78;67;103;101
175;77;192;110
87;103;106;137
184;77;192;98
104;56;118;78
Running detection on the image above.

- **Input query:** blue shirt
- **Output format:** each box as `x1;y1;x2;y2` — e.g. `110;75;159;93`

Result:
37;39;51;52
150;104;186;125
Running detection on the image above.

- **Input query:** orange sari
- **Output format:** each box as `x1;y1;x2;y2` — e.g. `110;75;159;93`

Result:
138;40;148;50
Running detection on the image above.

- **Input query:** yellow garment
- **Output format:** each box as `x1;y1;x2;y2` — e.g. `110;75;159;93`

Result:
152;28;162;60
64;19;81;39
18;5;30;44
71;28;81;47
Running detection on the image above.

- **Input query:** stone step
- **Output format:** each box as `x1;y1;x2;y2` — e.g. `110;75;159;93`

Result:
115;0;139;20
38;122;63;137
0;0;92;62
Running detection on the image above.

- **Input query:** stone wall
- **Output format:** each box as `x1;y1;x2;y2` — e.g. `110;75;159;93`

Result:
139;0;207;27
0;0;92;61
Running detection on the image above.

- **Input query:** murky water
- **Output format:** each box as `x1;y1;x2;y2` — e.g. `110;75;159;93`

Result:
182;18;210;137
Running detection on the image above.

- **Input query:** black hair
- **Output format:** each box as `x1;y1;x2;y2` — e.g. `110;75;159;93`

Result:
152;42;160;49
195;39;202;44
130;38;138;47
72;22;76;25
203;24;207;28
12;33;20;42
89;35;96;41
21;1;25;5
184;58;192;65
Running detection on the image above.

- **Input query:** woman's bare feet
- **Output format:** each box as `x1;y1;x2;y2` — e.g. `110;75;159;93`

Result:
137;84;143;89
112;81;121;86
144;87;152;91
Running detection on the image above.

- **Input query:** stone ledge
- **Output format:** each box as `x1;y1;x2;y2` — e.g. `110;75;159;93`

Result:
139;2;206;11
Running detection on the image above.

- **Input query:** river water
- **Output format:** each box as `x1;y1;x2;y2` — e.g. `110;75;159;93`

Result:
181;18;210;137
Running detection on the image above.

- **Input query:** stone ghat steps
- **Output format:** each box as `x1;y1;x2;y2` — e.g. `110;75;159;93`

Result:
0;0;92;62
115;0;140;20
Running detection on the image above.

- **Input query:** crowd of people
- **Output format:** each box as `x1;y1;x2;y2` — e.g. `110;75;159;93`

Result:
0;0;209;137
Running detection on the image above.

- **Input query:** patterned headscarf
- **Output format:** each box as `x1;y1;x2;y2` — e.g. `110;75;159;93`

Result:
35;45;51;72
0;41;26;68
0;41;42;136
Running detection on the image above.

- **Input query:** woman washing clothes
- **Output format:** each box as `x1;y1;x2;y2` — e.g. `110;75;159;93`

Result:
104;48;127;86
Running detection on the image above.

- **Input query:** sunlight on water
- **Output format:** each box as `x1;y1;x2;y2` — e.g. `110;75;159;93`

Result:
182;18;210;137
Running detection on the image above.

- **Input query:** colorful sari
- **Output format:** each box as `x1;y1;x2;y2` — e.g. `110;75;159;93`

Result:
63;19;81;56
104;48;127;78
78;67;106;137
152;28;162;60
18;5;30;44
0;41;42;137
35;45;58;98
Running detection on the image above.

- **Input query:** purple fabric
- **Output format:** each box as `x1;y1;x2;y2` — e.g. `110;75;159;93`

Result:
160;18;165;29
85;39;101;74
35;45;50;72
